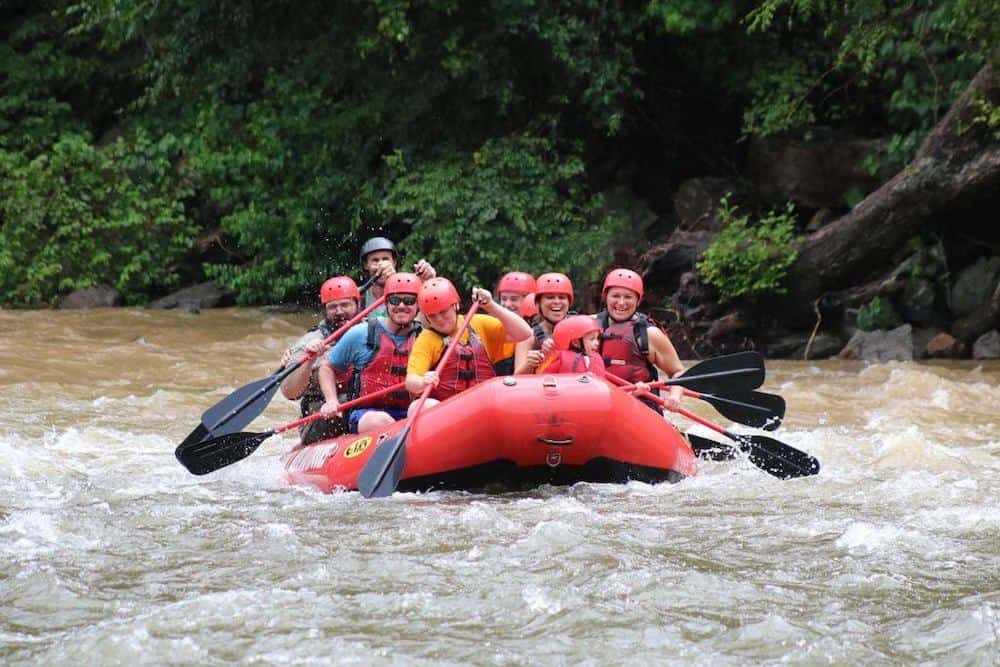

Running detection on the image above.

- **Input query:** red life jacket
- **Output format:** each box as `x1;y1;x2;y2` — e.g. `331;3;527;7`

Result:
431;325;496;401
597;310;659;385
538;350;606;376
355;320;418;410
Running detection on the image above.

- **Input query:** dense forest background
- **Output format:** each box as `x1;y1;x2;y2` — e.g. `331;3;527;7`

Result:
2;1;998;356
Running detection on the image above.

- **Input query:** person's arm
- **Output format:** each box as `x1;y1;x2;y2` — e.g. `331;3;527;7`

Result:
647;326;685;409
413;259;437;281
280;334;324;399
513;337;537;375
471;287;531;342
317;360;341;416
405;331;440;394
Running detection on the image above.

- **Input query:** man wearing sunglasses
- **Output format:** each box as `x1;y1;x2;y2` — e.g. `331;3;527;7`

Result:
318;273;423;434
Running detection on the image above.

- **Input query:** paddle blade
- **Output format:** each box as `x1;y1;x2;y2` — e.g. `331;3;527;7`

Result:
357;426;410;498
731;431;820;479
698;391;785;430
687;433;738;461
175;430;274;475
671;351;765;393
200;374;283;438
178;423;210;449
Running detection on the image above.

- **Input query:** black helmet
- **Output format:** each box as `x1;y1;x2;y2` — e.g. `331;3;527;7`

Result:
359;236;398;265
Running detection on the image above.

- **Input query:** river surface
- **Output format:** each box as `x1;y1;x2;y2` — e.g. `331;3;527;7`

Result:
1;308;998;665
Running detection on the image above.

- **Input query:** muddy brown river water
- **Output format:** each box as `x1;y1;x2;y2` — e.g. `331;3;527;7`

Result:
1;308;998;665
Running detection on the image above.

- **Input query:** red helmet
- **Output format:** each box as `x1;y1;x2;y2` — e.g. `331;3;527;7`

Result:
553;315;602;351
418;277;460;314
320;276;360;305
520;293;538;319
496;271;536;296
602;268;644;301
384;272;421;296
535;272;574;305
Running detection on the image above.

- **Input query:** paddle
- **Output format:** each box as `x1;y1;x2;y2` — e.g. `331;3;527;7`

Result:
681;388;785;430
686;432;738;461
178;295;387;449
358;301;482;498
622;381;785;431
616;377;819;479
648;351;766;394
175;380;409;475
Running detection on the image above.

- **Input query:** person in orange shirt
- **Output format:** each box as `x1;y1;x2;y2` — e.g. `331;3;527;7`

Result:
536;315;606;377
406;277;532;409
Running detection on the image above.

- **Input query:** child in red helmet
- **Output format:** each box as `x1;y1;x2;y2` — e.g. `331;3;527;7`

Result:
536;315;606;377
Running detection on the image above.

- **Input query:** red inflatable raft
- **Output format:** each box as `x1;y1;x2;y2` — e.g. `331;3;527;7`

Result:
281;373;697;494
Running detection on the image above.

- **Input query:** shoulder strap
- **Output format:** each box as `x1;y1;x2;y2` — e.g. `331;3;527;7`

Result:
596;310;610;331
366;319;380;349
532;320;547;345
633;312;651;357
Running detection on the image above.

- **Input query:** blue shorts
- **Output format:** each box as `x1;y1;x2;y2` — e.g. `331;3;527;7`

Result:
349;406;409;433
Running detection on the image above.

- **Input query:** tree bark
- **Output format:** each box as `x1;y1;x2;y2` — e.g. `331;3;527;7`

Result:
776;63;1000;326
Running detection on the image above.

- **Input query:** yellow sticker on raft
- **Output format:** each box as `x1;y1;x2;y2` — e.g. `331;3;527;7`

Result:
343;436;373;459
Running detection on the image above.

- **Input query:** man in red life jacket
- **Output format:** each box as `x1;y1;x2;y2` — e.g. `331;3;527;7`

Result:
597;268;685;412
280;276;360;444
406;277;532;408
317;273;423;433
493;271;536;375
513;272;574;374
536;315;606;377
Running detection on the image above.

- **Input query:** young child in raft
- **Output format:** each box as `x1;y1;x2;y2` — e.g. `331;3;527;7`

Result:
535;315;606;377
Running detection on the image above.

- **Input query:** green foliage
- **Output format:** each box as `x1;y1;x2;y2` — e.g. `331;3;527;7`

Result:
744;0;1000;165
971;96;1000;142
1;1;997;307
857;296;902;332
697;197;799;303
378;135;623;290
0;131;197;305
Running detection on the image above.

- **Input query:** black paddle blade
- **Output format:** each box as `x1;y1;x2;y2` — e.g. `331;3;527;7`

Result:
178;423;210;449
729;431;820;480
357;426;410;498
200;373;283;438
687;433;738;461
670;351;765;394
698;391;785;431
175;430;274;475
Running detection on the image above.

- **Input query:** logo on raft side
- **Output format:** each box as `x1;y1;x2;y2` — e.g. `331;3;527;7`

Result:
343;436;373;459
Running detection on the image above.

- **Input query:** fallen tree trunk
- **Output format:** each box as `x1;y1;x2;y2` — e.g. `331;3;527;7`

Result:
776;62;1000;326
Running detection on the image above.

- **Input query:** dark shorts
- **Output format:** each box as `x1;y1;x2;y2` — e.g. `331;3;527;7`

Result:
349;406;409;433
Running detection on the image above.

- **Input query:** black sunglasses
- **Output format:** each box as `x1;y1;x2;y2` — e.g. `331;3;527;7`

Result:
387;294;417;306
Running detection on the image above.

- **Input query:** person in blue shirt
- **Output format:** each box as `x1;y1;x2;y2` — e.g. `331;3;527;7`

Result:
318;272;422;434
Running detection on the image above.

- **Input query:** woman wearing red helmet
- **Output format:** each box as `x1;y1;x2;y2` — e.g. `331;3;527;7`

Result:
597;268;685;412
279;275;361;444
406;278;532;408
536;315;606;377
492;271;537;375
513;272;575;374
